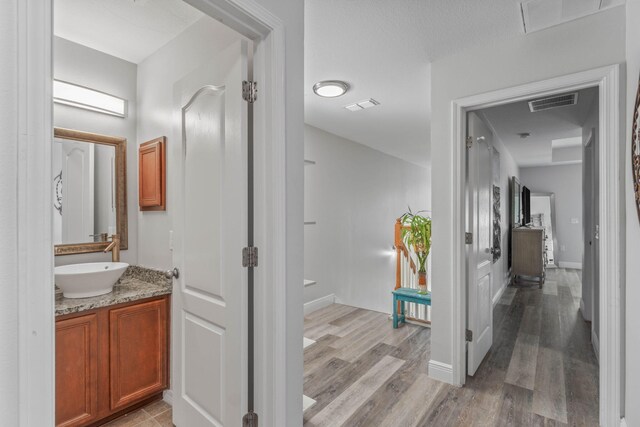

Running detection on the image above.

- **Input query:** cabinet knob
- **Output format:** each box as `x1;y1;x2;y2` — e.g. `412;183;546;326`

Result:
165;268;180;279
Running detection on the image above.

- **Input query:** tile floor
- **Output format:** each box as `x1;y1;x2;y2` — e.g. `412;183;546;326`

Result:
103;399;172;427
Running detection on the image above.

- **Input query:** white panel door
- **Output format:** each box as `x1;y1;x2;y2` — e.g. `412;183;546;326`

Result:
172;40;248;427
466;112;493;376
60;139;94;243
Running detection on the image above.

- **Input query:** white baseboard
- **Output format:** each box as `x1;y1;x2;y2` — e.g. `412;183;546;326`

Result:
163;389;173;406
580;298;592;321
559;261;582;269
492;276;510;307
428;360;454;384
304;294;336;315
592;327;600;363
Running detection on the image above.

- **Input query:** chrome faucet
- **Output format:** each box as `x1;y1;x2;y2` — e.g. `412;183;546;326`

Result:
103;234;120;262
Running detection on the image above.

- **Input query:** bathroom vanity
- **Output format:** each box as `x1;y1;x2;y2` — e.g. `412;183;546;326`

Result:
55;266;171;427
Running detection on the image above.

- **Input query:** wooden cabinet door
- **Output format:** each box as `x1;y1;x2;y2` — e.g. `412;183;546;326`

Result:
56;314;99;427
138;137;166;210
109;298;168;411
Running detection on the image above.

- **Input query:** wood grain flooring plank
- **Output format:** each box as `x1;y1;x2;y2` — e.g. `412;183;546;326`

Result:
505;332;539;390
305;355;405;427
496;383;535;426
376;373;445;427
303;342;396;423
532;347;568;424
304;334;342;374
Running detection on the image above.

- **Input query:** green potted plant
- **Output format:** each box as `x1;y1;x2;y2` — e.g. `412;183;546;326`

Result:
400;209;432;294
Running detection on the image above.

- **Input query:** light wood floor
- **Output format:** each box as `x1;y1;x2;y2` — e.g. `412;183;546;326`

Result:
303;268;599;426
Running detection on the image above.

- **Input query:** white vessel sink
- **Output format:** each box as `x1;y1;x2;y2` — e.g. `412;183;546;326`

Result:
55;262;129;298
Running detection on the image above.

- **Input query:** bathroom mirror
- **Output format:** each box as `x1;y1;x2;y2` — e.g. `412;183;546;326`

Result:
53;127;128;255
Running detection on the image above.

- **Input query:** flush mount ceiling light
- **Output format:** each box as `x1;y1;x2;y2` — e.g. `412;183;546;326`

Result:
53;80;127;118
518;132;531;139
313;80;349;98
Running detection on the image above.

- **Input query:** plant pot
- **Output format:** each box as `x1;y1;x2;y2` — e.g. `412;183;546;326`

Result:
418;271;428;294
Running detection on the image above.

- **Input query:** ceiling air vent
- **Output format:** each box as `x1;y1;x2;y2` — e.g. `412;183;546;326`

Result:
528;92;578;112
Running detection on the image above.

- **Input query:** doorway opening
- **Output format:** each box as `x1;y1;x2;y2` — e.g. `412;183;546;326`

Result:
452;65;623;426
44;0;290;426
464;86;600;424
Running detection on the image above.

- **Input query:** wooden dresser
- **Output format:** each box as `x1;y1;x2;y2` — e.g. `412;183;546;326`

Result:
511;227;545;288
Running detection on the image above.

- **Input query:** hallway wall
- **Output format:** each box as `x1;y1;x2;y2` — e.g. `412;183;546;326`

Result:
304;125;430;314
520;164;583;267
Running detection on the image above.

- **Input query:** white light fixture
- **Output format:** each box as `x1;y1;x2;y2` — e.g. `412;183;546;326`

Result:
53;80;127;118
313;80;349;98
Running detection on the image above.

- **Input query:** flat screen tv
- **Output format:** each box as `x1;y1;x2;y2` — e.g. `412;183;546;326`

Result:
522;186;531;225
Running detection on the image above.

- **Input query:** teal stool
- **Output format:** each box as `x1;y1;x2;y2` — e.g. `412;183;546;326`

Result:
392;287;432;328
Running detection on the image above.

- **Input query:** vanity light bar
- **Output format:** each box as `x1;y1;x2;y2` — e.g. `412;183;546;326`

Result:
53;80;127;118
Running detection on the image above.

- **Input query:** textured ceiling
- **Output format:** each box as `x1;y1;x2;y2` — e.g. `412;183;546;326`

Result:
54;0;204;64
304;0;525;167
478;87;598;167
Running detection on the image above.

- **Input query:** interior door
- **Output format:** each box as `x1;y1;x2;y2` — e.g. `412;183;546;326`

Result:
171;40;248;427
466;112;493;376
59;139;94;243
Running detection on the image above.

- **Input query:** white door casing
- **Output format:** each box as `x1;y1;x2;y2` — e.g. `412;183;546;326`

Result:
171;40;248;427
466;112;493;376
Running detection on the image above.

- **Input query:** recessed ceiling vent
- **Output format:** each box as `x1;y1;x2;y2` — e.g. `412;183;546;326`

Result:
528;92;578;112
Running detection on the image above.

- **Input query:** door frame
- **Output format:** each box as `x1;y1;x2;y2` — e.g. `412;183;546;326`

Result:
451;64;622;426
17;0;292;426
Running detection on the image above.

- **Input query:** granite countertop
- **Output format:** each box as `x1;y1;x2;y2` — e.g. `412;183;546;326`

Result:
55;265;172;316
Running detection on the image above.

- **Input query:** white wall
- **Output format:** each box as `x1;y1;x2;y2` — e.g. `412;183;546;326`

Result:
429;6;626;375
303;125;430;314
520;164;583;266
53;37;138;266
625;0;640;423
136;17;242;270
0;0;18;423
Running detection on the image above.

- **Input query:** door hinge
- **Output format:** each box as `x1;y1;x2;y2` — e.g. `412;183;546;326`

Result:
466;329;473;342
466;136;473;149
465;233;473;244
242;80;257;103
243;411;258;427
243;246;259;267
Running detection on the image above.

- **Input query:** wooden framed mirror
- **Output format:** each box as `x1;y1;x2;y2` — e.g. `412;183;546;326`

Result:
53;127;128;255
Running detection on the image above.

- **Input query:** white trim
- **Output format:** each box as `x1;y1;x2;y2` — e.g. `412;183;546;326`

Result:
17;1;55;426
592;326;600;363
22;0;291;425
451;65;622;426
428;360;454;384
491;277;509;307
163;390;174;406
580;298;591;321
559;261;583;269
304;294;336;315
